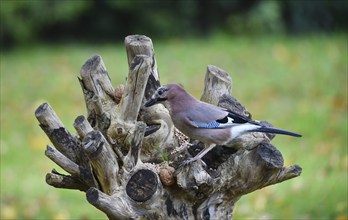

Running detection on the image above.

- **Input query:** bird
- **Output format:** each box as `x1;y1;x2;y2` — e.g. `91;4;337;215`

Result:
144;83;301;166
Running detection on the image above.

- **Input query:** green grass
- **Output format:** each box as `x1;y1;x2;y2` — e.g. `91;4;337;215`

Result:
1;33;347;219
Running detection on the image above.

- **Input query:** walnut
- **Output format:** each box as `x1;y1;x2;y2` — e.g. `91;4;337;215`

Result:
159;166;176;186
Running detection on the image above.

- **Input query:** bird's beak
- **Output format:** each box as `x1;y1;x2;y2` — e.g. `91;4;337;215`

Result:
144;98;157;107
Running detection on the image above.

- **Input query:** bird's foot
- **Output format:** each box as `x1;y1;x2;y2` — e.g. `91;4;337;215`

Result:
178;158;195;169
176;158;196;171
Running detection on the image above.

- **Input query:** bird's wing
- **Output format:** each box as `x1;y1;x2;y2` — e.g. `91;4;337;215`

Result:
185;102;253;129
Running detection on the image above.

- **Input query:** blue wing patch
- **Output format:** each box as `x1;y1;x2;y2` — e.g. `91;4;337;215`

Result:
189;113;252;129
187;110;255;129
191;120;221;128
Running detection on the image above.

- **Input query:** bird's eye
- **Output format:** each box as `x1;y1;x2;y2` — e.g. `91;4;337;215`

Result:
158;87;167;96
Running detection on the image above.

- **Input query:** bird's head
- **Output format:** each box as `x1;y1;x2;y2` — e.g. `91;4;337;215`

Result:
145;83;186;107
144;85;170;107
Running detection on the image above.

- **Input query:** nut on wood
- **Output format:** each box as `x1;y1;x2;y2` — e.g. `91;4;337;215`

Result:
159;166;176;186
114;84;124;104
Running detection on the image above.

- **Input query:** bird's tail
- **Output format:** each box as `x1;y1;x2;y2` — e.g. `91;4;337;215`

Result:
250;126;302;137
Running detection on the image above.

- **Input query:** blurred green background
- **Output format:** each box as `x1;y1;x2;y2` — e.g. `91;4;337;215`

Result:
1;0;347;219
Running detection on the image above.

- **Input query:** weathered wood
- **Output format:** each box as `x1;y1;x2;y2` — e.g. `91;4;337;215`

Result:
35;103;97;188
83;130;119;195
36;35;302;220
124;35;160;116
126;169;158;202
35;102;79;162
200;65;232;105
80;55;115;102
123;122;146;171
74;115;94;140
46;171;89;191
140;103;178;163
79;55;116;131
86;187;139;220
107;55;152;147
45;145;80;177
265;164;302;186
119;55;151;123
124;35;178;164
193;143;302;219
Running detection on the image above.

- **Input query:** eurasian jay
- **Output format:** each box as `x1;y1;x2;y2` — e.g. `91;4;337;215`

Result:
145;83;301;165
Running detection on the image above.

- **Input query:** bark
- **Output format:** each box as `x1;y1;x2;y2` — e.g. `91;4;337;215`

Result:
35;35;302;220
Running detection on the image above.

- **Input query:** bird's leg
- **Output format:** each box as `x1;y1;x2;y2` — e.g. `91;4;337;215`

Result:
180;143;216;167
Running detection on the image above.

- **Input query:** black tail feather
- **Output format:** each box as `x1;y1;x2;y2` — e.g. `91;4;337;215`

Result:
251;126;302;137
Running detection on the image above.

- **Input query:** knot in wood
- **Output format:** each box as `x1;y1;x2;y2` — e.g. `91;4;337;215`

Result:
117;127;123;134
126;169;158;202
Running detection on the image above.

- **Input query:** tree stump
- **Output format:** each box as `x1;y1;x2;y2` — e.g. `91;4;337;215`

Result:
35;35;302;220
